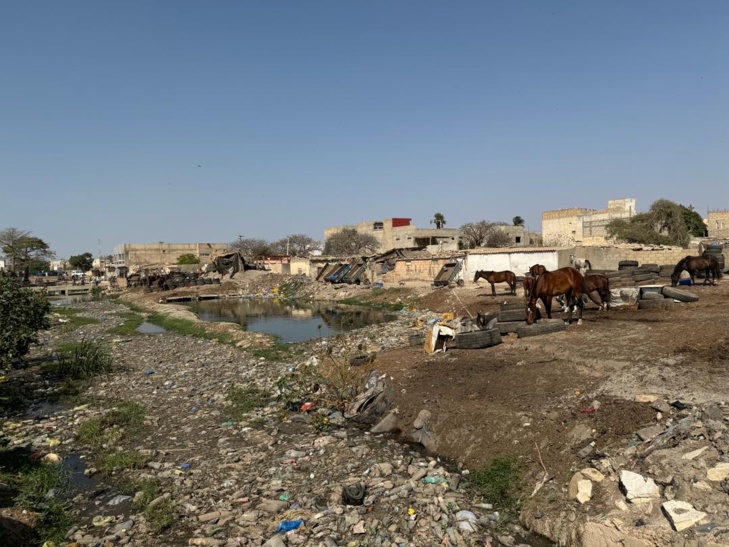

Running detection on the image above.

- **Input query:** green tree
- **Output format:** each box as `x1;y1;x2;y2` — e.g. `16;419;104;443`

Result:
323;228;379;255
512;216;525;227
0;228;54;273
680;205;707;237
606;199;691;247
0;273;51;368
430;213;447;229
69;252;94;272
176;253;200;265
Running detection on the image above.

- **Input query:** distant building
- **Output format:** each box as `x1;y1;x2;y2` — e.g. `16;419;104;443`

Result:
50;260;67;272
324;217;461;253
542;199;636;246
492;225;541;247
707;210;729;239
0;259;5;271
112;242;229;271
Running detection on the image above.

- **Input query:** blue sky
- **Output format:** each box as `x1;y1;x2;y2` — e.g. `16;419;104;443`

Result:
2;1;728;258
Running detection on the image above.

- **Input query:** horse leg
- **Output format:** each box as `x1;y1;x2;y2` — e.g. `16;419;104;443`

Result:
543;296;553;319
490;282;495;296
576;291;584;325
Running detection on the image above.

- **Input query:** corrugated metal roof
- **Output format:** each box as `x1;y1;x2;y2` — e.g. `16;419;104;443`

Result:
465;247;565;255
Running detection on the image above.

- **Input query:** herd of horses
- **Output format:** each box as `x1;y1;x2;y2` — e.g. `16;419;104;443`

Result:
473;253;723;326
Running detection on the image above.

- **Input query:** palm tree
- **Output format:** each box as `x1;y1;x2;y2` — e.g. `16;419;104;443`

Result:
430;213;446;229
512;216;525;227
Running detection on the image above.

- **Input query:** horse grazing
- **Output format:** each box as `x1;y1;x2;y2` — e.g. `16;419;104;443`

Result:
473;270;517;296
569;255;592;273
526;267;584;325
558;273;611;311
523;275;536;298
671;255;722;287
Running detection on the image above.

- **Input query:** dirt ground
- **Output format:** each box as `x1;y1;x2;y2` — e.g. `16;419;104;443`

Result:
373;280;729;487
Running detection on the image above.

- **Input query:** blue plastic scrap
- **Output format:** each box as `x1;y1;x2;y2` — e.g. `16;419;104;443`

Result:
275;519;303;533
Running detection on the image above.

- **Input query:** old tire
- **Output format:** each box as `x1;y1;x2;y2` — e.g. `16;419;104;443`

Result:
632;273;654;282
516;319;567;338
455;328;502;349
661;286;699;302
495;321;525;334
498;309;526;322
500;302;524;310
640;292;664;301
619;260;639;268
638;298;674;310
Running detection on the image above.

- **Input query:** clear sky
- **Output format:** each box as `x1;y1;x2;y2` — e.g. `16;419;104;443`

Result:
2;1;728;258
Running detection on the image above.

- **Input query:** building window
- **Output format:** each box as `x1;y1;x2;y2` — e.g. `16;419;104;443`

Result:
373;222;384;230
200;253;210;258
515;236;521;243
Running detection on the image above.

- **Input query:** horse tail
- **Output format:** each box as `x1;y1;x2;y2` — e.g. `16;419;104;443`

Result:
584;259;592;271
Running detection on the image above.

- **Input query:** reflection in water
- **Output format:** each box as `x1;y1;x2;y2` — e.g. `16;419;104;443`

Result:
183;299;396;343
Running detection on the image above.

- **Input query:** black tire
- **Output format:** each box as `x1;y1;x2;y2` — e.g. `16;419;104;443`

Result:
640;292;664;301
495;321;524;334
638;298;674;310
498;308;526;322
516;319;567;338
661;286;699;302
500;302;524;310
196;279;205;286
212;278;221;284
632;273;655;282
641;264;660;273
455;328;502;349
204;278;213;285
409;334;425;347
604;271;622;279
619;260;639;268
704;247;723;255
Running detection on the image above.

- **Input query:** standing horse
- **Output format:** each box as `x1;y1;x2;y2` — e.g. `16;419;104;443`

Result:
671;255;722;287
473;270;517;296
558;273;611;311
523;275;536;298
569;255;592;273
529;264;546;277
526;267;584;325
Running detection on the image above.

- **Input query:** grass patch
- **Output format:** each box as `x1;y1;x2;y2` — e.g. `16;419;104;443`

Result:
77;401;146;450
99;450;147;473
106;311;145;335
227;385;270;421
52;339;114;380
146;313;231;344
52;307;100;330
245;341;300;361
145;498;177;533
469;457;521;511
13;462;74;543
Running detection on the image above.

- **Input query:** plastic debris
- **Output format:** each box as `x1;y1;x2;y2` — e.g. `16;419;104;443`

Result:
275;519;303;533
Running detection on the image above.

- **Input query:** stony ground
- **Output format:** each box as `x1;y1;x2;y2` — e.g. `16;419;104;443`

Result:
3;271;729;546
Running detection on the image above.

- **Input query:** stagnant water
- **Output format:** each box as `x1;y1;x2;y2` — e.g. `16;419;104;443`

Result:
182;299;397;343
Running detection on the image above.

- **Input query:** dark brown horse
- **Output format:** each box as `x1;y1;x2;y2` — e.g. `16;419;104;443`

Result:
671;255;722;286
473;270;517;296
529;264;546;277
558;273;612;311
526;267;584;325
523;275;536;297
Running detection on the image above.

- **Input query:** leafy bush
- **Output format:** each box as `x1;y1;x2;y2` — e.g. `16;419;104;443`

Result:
0;273;50;368
55;339;113;380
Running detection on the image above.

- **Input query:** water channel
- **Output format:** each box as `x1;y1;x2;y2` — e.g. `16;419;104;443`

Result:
181;299;397;343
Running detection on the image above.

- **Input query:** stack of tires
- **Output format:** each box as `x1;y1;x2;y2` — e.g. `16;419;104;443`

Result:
703;245;725;272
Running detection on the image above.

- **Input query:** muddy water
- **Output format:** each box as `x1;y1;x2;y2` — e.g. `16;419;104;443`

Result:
182;299;397;342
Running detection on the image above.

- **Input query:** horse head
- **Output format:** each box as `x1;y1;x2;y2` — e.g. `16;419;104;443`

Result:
671;257;688;287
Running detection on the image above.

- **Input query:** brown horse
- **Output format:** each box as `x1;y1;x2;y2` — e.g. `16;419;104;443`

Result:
558;273;612;311
526;267;584;325
473;270;517;296
523;275;536;297
671;255;722;286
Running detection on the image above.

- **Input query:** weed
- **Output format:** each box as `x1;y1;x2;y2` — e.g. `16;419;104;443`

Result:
106;311;145;335
227;385;270;421
77;401;146;450
246;341;300;361
469;457;521;510
337;296;405;311
53;339;113;380
132;478;162;511
91;285;103;300
99;450;147;473
145;498;177;533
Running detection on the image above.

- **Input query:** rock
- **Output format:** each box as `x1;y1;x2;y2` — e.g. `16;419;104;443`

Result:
568;472;585;499
256;500;288;513
702;404;724;422
577;444;594;459
706;463;729;481
352;521;366;534
576;480;592;504
636;424;665;441
580;468;605;482
262;536;286;547
413;409;431;430
619;470;660;504
682;446;709;460
662;500;707;531
651;400;671;414
634;394;658;403
188;539;225;546
370;411;399;434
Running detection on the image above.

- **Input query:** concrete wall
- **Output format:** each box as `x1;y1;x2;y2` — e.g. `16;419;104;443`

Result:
464;249;562;279
542;199;636;246
113;242;229;271
708;211;729;239
573;244;699;270
380;256;455;284
324;218;461;253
